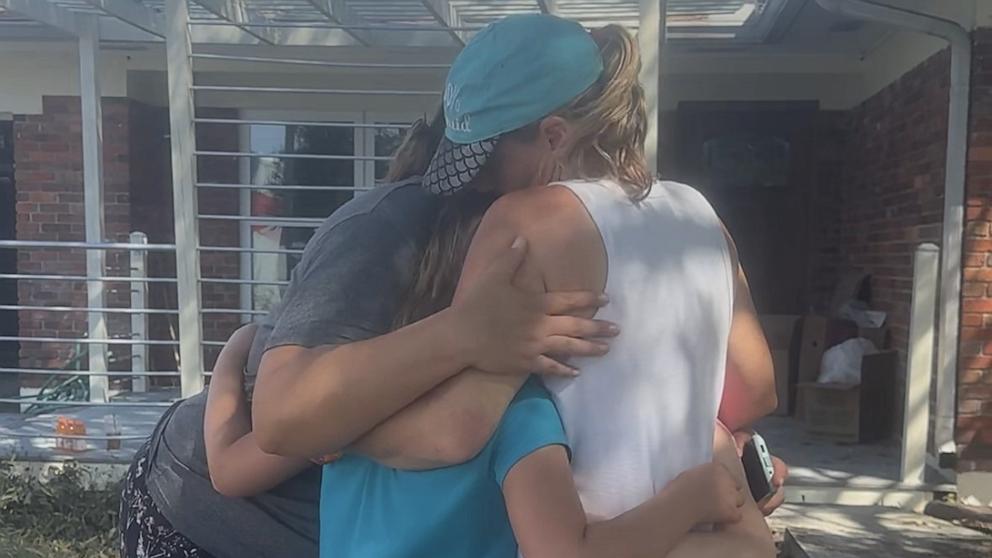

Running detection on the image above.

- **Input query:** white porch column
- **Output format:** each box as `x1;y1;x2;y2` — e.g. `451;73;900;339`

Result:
78;15;109;403
165;0;205;397
638;0;667;175
902;243;939;485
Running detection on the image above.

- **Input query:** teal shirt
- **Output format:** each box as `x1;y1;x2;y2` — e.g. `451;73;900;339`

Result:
320;378;568;558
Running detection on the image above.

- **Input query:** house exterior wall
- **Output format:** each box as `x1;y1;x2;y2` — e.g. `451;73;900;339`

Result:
959;28;992;474
13;96;132;382
808;49;951;437
1;20;989;472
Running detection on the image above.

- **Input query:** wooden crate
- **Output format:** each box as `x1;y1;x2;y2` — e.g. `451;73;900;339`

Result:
796;351;897;443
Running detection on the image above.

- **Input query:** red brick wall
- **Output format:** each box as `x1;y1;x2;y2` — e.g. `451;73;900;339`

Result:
13;96;132;382
13;98;242;386
809;49;951;435
126;105;242;375
193;111;241;371
128;101;179;379
959;29;992;472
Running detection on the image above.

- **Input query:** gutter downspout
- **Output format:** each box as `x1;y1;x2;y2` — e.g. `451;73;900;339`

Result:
815;0;971;463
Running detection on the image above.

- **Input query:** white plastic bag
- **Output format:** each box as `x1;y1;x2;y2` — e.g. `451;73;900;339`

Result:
817;337;878;384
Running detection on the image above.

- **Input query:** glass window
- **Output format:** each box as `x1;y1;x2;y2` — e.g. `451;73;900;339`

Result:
246;122;357;312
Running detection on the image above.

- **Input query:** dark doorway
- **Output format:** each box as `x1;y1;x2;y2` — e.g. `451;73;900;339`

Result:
672;102;818;315
0;121;18;410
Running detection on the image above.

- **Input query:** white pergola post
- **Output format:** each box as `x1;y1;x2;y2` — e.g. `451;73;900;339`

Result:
166;0;205;397
902;243;939;485
78;15;109;403
638;0;667;175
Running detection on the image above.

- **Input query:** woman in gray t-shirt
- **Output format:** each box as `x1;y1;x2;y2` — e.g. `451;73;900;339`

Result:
119;112;616;558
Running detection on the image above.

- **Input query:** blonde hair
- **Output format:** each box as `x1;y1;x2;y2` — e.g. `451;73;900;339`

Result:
556;25;652;201
393;25;652;329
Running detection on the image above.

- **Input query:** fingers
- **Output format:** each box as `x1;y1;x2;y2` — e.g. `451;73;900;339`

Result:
486;236;529;280
732;430;753;452
543;336;610;358
543;290;610;316
771;456;789;487
546;315;620;339
758;488;786;517
531;355;579;377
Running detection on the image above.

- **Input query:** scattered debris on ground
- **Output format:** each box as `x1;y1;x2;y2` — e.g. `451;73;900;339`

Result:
925;500;992;536
0;460;118;558
771;504;992;557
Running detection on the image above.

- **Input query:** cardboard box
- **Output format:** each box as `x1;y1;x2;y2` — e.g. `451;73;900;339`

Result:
796;351;897;443
796;315;889;385
759;315;800;416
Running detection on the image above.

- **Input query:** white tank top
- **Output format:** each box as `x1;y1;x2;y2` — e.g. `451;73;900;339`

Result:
544;179;734;520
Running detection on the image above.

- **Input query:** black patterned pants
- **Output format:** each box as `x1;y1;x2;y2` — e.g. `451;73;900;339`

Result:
118;442;215;558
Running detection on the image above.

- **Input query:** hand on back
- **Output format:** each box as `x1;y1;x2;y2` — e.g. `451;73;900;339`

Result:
451;237;618;377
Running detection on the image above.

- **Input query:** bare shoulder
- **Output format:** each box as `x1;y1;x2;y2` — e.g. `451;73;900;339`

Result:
482;185;604;292
490;184;598;239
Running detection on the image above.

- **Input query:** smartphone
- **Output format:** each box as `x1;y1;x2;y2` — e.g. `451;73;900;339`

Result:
741;432;776;502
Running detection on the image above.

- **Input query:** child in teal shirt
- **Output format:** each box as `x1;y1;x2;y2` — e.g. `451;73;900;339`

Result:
320;378;565;557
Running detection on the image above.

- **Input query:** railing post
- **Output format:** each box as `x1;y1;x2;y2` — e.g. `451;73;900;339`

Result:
902;243;939;485
130;232;149;393
166;0;204;397
78;15;109;403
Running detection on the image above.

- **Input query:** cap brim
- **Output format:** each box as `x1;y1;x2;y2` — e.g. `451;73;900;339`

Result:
423;136;498;196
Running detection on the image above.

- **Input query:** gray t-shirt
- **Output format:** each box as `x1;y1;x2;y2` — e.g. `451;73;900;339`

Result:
144;178;440;558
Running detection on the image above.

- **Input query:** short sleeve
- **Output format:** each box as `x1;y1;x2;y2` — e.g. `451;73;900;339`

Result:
491;378;570;486
265;214;420;351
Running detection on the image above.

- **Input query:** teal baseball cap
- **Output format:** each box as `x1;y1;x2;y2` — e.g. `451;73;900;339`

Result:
424;14;604;195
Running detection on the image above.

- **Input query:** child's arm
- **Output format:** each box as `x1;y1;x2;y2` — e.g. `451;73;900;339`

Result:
204;325;310;497
666;424;777;557
502;423;775;558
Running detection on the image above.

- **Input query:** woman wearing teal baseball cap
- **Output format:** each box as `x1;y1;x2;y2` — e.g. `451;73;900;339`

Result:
122;13;778;558
301;14;776;558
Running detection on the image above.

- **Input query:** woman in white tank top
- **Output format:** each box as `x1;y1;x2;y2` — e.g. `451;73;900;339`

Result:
348;19;780;557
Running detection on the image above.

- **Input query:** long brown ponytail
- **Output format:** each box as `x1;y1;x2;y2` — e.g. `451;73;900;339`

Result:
386;108;496;328
384;109;445;183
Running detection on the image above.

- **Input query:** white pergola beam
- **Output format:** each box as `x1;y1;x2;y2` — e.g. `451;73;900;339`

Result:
304;0;375;45
192;0;279;45
0;0;80;35
421;0;467;45
83;0;164;37
537;0;558;15
78;14;110;403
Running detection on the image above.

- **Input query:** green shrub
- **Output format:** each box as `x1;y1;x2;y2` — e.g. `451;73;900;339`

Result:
0;460;119;558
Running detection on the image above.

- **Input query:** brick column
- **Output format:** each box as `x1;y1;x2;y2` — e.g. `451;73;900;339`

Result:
958;29;992;473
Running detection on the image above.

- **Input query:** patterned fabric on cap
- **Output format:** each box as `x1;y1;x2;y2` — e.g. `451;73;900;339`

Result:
423;136;498;195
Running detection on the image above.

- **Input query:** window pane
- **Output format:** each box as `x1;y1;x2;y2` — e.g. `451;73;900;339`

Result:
248;123;357;312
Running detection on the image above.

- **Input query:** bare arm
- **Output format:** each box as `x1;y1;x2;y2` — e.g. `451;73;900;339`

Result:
204;325;310;497
350;189;610;468
253;239;615;459
503;424;774;558
719;228;777;432
667;424;776;558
